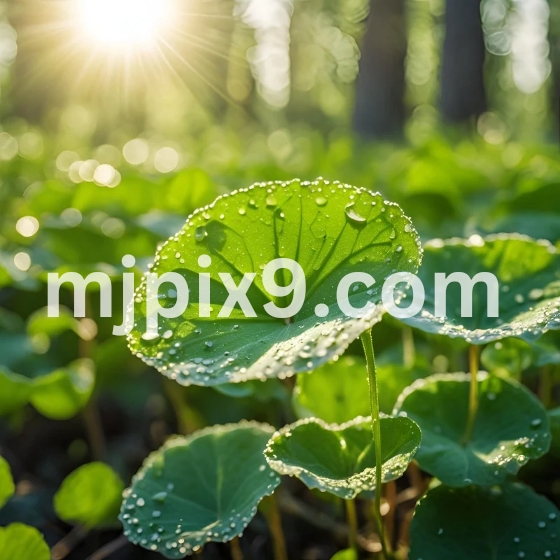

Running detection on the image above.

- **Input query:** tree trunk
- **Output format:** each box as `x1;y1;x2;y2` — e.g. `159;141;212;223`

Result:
441;0;487;123
352;0;407;140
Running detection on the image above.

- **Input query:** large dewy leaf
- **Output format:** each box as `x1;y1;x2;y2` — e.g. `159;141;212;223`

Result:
264;416;421;499
0;523;50;560
400;234;560;344
54;462;124;528
128;179;422;386
394;373;550;486
120;422;280;558
409;482;560;560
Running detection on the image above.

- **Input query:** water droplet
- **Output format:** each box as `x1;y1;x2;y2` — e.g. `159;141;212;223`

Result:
195;226;207;242
142;332;160;342
345;203;366;225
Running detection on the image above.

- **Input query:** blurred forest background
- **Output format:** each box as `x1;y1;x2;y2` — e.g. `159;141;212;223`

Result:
1;0;559;161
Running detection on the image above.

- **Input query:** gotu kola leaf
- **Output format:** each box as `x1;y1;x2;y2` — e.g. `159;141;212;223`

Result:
400;234;560;344
54;462;124;528
120;421;280;558
0;523;50;560
394;373;550;487
128;179;422;386
264;416;421;499
409;482;560;560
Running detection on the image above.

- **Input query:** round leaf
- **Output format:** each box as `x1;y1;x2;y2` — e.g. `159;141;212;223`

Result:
128;179;422;386
264;416;421;499
120;421;280;558
410;482;560;560
54;462;124;528
401;234;560;344
0;523;50;560
331;549;358;560
30;359;95;420
394;373;550;486
0;456;14;509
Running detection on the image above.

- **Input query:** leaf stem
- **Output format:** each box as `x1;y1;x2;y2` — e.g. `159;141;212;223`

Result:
230;536;244;560
261;493;288;560
402;327;415;368
539;366;553;409
463;345;480;444
361;330;390;560
51;525;89;560
345;499;359;554
86;535;128;560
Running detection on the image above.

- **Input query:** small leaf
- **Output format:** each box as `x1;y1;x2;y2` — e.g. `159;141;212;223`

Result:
330;549;358;560
481;338;534;379
292;356;370;424
265;416;421;499
120;422;280;558
54;462;124;528
128;179;422;386
0;369;33;416
0;456;14;509
30;359;95;420
0;360;94;420
0;523;50;560
401;234;560;344
409;482;560;560
394;373;550;486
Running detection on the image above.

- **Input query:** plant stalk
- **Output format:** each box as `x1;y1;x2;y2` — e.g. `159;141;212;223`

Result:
463;345;480;444
361;330;390;559
230;536;244;560
86;535;128;560
261;493;288;560
402;327;415;368
539;366;553;409
345;499;359;554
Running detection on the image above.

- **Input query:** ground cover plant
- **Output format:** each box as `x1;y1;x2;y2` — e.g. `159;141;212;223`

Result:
1;0;560;558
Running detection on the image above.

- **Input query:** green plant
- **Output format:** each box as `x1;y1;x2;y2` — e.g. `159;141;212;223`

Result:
1;142;560;559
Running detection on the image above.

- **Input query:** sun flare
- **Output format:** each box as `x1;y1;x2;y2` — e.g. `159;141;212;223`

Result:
79;0;172;47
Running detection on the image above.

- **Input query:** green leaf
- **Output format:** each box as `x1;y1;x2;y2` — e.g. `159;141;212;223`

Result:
401;235;560;344
0;456;15;509
128;179;422;386
0;360;94;420
481;338;534;379
26;306;81;338
531;331;560;367
0;368;33;416
30;359;95;420
120;422;280;557
264;416;421;499
409;482;560;560
394;373;550;486
292;356;370;423
330;549;358;560
376;359;432;414
54;462;124;528
0;523;50;560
